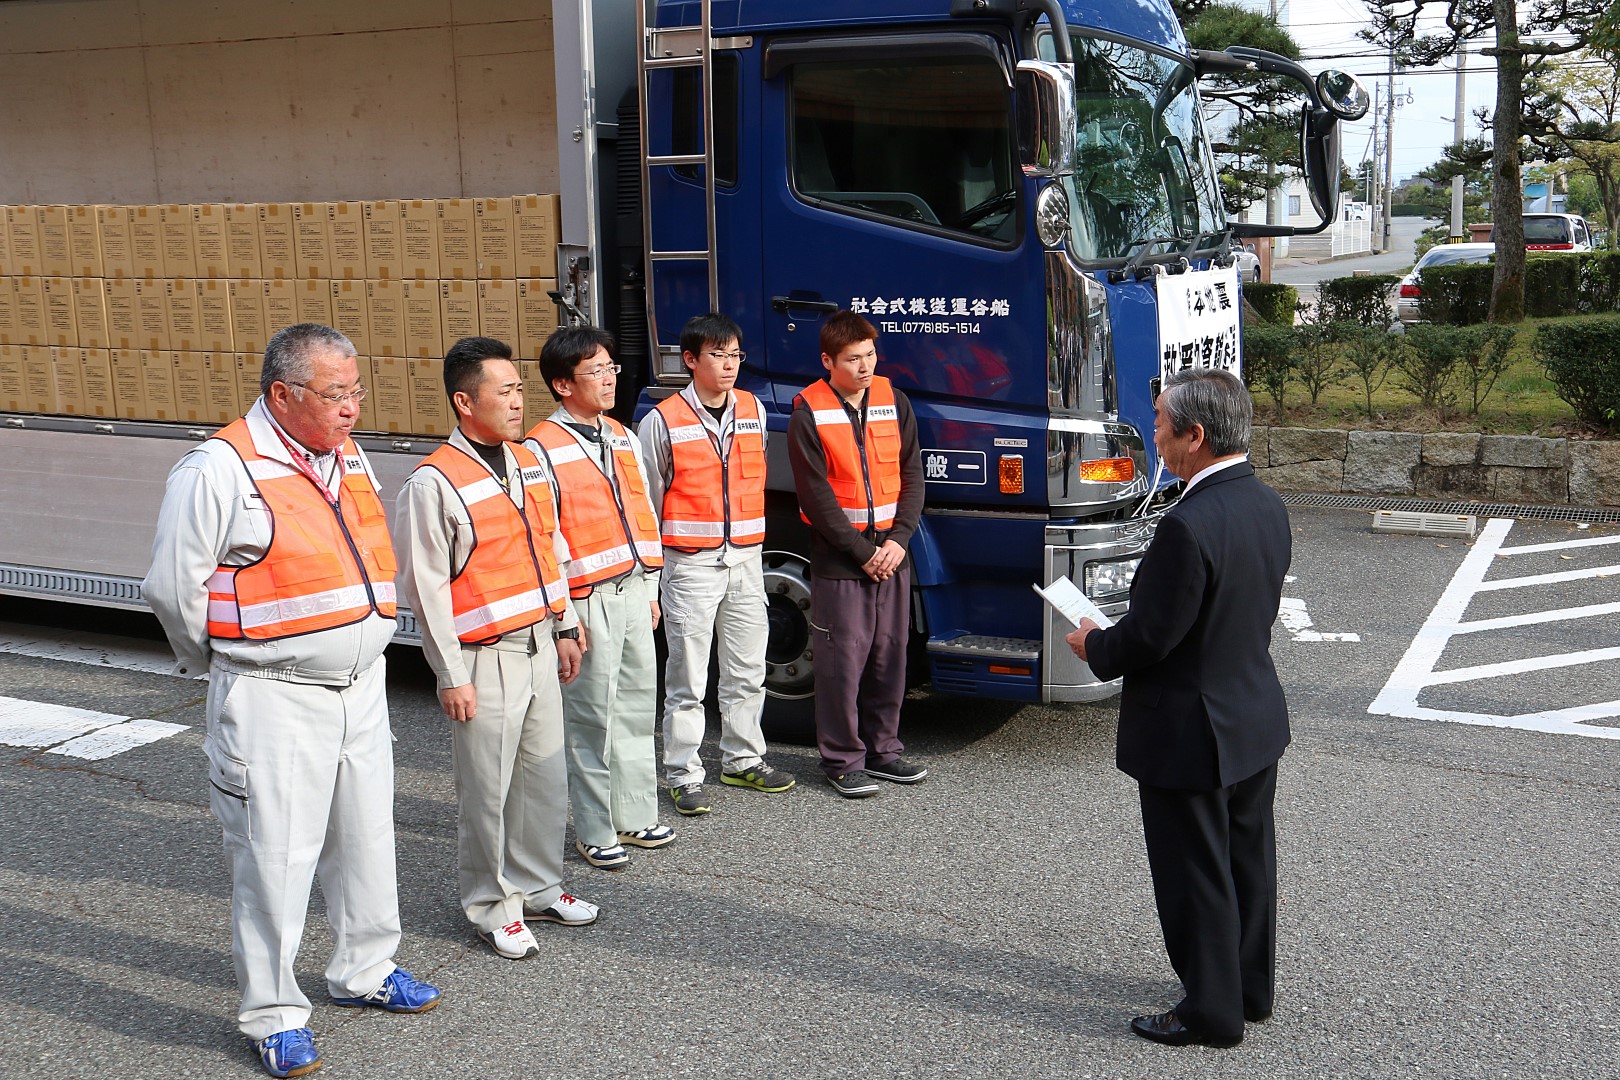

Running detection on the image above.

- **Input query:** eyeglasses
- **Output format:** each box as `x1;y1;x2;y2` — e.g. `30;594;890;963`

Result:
574;363;622;382
703;350;746;363
291;382;369;406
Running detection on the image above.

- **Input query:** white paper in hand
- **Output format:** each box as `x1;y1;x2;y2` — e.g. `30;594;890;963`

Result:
1032;575;1114;629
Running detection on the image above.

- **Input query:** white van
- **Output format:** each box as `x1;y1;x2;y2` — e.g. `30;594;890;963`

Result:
1522;213;1595;251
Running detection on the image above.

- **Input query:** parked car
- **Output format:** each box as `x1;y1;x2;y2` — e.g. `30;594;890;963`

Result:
1523;213;1595;251
1397;242;1495;324
1233;247;1261;283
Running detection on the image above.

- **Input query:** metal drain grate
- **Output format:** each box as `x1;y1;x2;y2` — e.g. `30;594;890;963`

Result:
1279;492;1620;525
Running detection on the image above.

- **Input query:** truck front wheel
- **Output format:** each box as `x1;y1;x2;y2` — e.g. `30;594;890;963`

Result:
760;547;817;743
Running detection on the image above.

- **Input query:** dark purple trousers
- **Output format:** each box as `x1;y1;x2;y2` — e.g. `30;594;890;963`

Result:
810;568;909;776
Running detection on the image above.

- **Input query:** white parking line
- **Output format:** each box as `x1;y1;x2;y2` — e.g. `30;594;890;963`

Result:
1369;517;1620;739
0;622;176;675
1278;597;1361;642
0;696;186;760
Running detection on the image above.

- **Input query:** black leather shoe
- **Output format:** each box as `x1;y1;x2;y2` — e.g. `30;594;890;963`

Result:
1130;1009;1243;1048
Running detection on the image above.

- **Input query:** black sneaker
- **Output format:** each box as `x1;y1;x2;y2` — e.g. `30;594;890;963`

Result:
720;763;797;792
669;783;712;816
868;758;928;783
827;771;880;798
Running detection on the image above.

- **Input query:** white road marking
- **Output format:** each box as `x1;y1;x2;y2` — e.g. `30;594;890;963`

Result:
1277;597;1361;642
0;622;177;675
0;696;186;759
1369;517;1620;739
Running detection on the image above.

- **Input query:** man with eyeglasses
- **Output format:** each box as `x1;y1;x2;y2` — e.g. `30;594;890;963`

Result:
524;326;673;871
637;313;794;818
393;336;600;962
145;323;440;1078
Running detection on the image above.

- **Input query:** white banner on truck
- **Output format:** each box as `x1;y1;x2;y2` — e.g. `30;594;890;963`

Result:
1157;264;1242;385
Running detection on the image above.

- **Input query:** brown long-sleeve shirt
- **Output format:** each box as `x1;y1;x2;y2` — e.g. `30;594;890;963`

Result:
787;378;926;580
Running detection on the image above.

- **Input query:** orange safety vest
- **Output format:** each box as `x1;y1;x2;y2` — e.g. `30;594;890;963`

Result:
205;418;397;640
795;375;904;535
416;441;569;643
653;390;767;550
527;415;664;597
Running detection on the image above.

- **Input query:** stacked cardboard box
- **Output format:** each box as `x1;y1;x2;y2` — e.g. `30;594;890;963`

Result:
0;196;563;434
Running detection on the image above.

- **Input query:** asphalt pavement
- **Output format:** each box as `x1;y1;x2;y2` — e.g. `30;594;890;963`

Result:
2;505;1618;1080
1271;217;1437;307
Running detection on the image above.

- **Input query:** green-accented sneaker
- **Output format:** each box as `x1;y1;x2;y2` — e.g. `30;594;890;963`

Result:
670;782;712;816
721;763;797;793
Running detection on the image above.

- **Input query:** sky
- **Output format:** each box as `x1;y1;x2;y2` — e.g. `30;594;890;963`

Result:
1263;0;1500;184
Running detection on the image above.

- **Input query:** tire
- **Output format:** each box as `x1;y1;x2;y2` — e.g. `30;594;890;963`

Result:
759;505;819;745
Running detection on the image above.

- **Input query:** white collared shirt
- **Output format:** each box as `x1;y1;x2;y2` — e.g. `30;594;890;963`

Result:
1179;454;1248;499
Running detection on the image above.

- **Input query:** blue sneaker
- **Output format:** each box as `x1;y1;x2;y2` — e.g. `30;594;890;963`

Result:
255;1027;321;1078
331;967;441;1013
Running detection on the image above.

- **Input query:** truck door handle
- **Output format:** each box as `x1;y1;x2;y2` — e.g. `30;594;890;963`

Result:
771;296;840;314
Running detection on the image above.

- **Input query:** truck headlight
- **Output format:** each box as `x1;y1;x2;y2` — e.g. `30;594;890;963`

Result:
1086;556;1141;601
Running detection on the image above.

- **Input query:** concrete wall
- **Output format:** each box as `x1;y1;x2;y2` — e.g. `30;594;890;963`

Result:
0;0;558;204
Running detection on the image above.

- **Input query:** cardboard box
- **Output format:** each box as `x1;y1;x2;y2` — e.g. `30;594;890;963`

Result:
236;351;264;410
409;357;451;435
328;202;367;280
196;279;234;352
474;196;515;279
437;199;477;279
514;195;561;279
193;203;229;278
21;345;57;413
172;351;210;422
80;347;116;418
439;279;478;346
68;206;104;278
369;354;412;433
519;359;550;431
294;202;332;279
0;208;11;276
353;356;378;431
141;349;179;421
104;279;140;349
404;279;442;357
41;276;78;347
295;277;332;327
165;278;202;351
97;206;136;279
39;206;75;277
134;279;169;351
262;279;297;338
330;278;369;355
161;204;199;278
51;345;86;415
0;277;17;343
516;279;560;359
401;200;440;280
224;204;262;279
109;348;146;419
0;344;23;411
129;206;164;279
7;206;43;277
366;279;405;357
363;201;402;281
229;279;267;354
72;278;109;350
477;278;518;347
258;203;296;279
13;276;46;345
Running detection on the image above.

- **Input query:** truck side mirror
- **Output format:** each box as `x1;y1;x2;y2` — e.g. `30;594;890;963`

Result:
1015;60;1076;178
1300;105;1341;221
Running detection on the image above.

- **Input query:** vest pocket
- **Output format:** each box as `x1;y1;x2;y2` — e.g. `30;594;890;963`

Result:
267;551;347;591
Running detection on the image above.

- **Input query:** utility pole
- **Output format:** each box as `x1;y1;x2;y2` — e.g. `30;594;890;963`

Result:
1450;46;1466;241
1383;38;1396;253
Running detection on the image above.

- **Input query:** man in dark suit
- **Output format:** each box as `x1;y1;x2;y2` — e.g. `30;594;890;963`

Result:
1067;367;1291;1049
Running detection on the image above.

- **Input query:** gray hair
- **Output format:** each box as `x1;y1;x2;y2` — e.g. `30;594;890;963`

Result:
1159;368;1252;456
261;323;356;396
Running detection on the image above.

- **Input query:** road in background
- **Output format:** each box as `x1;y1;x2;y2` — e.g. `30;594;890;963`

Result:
1272;216;1437;312
3;504;1618;1078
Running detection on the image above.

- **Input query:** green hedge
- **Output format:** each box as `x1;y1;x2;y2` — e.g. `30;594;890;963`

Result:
1243;282;1298;325
1537;314;1620;431
1416;252;1620;324
1417;263;1493;325
1317;274;1399;328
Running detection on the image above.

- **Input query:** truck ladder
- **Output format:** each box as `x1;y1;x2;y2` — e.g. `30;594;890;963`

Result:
635;0;720;385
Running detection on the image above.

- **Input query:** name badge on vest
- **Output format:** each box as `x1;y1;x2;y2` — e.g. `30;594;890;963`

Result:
733;419;763;435
866;405;898;422
344;456;364;471
609;433;632;451
520;466;547;486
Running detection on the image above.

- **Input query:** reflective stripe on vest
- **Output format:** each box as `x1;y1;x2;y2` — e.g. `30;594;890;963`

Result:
794;376;903;534
527;415;664;593
206;419;397;640
654;390;767;549
417;441;568;643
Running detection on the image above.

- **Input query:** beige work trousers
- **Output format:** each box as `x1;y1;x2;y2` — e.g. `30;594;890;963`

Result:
451;628;568;932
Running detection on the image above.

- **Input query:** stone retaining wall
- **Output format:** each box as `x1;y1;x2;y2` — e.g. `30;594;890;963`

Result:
1250;427;1620;507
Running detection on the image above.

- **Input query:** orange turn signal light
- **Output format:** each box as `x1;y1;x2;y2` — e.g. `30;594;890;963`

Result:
999;454;1024;494
1079;457;1135;483
988;664;1032;676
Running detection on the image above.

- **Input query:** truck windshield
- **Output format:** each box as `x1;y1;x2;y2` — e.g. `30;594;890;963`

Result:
1037;32;1226;262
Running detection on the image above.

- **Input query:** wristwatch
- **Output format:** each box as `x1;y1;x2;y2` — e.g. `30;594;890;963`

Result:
554;626;581;641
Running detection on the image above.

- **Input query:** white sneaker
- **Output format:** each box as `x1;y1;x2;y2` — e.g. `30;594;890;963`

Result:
479;919;539;960
526;892;600;926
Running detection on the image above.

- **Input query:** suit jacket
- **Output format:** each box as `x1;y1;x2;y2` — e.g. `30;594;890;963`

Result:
1085;461;1291;791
